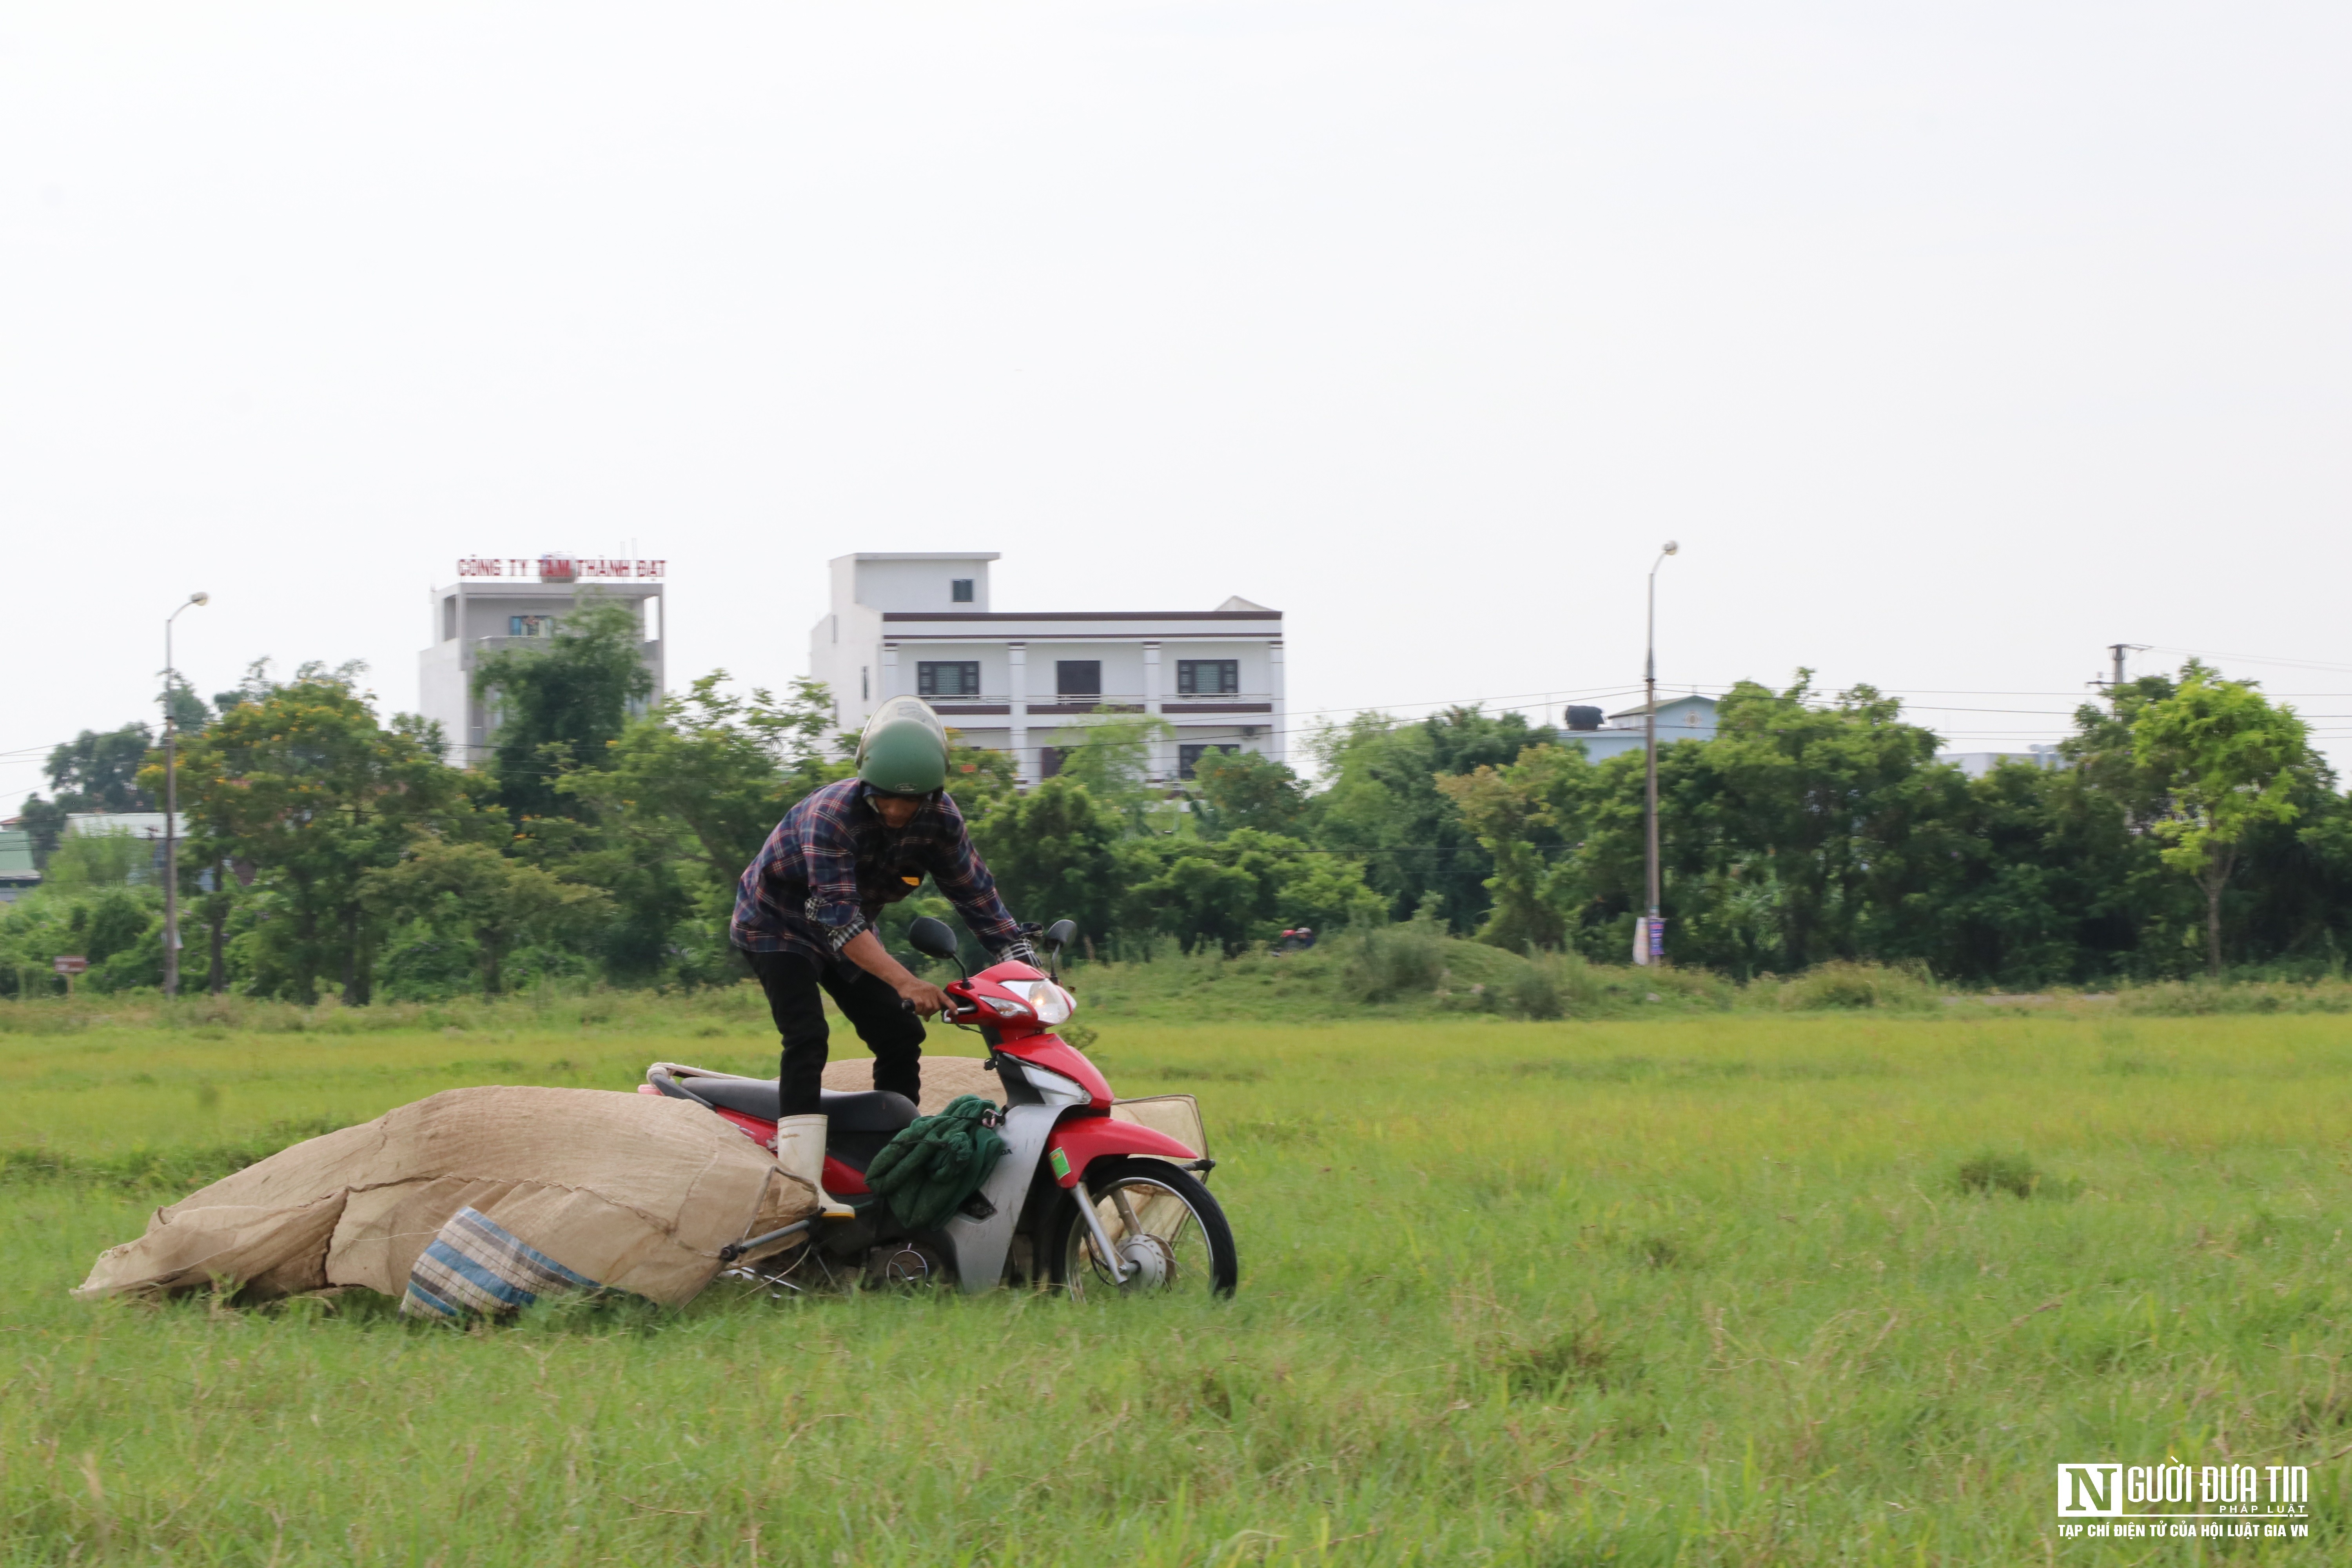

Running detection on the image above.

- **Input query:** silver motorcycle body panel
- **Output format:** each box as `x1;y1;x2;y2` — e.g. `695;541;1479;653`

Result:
940;1102;1060;1294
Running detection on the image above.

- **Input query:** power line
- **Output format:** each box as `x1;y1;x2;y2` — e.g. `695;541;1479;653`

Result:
2141;644;2352;676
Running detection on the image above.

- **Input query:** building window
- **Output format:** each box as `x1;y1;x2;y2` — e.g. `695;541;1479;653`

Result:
951;579;975;603
918;661;981;697
1177;659;1239;696
441;596;457;641
1038;746;1065;779
509;614;556;638
1179;743;1242;780
861;666;869;702
1056;661;1101;697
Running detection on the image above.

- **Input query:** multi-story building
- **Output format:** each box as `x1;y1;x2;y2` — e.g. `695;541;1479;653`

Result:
809;552;1284;786
417;554;666;765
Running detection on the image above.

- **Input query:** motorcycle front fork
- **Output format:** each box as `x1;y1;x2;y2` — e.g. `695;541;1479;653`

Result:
1071;1176;1135;1283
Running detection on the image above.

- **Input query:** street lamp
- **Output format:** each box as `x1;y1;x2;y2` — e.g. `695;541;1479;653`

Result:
163;592;209;998
1639;543;1678;967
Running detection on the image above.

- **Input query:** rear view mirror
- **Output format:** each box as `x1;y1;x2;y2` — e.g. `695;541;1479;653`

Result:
1043;918;1077;949
907;916;960;960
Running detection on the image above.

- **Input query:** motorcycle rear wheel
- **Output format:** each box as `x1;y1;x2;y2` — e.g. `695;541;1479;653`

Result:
1045;1156;1238;1300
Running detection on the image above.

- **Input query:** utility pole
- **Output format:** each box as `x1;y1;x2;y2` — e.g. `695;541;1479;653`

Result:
162;593;210;998
1640;542;1679;966
2100;643;2147;707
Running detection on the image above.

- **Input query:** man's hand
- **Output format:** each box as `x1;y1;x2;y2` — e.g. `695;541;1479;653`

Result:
840;927;950;1016
895;977;949;1016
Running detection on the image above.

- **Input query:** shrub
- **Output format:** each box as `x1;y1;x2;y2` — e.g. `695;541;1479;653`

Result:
2115;980;2352;1016
1955;1150;2078;1200
1499;950;1608;1020
1473;1319;1631;1399
1633;963;1738;1010
1777;961;1939;1013
1336;919;1448;1004
1504;958;1562;1020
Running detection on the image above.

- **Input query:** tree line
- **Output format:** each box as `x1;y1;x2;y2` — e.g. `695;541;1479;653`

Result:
4;596;2343;1000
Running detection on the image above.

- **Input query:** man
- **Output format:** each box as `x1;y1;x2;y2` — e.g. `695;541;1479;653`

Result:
731;695;1031;1213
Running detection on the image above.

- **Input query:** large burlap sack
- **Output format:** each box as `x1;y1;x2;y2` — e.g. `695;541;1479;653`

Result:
822;1054;1003;1114
74;1087;812;1309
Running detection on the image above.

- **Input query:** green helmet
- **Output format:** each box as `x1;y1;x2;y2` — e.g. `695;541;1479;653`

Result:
856;696;950;796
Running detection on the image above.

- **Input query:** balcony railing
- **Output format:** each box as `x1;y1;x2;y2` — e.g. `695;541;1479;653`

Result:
469;635;661;659
925;693;1272;715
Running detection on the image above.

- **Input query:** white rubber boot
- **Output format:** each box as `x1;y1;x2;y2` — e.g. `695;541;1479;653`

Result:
774;1114;855;1220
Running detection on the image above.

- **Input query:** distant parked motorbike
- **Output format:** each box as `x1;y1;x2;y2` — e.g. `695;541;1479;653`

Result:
645;917;1237;1298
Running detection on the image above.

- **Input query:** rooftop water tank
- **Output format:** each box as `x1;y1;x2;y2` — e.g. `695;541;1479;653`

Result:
1564;705;1604;731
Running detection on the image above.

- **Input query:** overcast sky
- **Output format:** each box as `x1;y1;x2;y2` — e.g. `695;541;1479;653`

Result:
5;1;2349;809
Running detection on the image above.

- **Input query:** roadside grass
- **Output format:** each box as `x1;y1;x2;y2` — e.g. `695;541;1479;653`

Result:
0;1009;2347;1563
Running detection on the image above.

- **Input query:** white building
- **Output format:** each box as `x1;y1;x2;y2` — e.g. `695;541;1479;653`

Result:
1558;694;1720;760
1935;745;2065;779
810;552;1284;786
417;555;666;765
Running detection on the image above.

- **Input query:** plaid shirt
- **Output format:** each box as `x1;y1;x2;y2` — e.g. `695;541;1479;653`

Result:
730;779;1028;967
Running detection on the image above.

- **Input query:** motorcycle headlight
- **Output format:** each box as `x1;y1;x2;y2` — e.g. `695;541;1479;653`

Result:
1000;979;1074;1025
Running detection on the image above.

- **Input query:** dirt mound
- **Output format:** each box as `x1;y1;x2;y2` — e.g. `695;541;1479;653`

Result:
822;1054;1003;1114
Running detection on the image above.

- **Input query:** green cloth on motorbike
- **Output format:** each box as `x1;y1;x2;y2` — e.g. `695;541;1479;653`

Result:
863;1094;1007;1232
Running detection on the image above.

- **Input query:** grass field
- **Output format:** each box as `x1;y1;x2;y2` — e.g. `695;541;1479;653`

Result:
0;994;2346;1564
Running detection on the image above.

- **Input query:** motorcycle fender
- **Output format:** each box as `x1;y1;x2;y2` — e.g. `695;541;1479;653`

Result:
1046;1116;1197;1188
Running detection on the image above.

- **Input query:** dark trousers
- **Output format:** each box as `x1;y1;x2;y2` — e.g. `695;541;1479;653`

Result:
742;949;924;1118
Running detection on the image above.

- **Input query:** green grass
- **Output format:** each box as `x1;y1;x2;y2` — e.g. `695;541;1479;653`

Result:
1;1001;2347;1563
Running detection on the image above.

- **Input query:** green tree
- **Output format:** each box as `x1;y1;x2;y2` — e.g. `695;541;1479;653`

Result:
552;674;851;982
473;595;655;819
167;666;474;1003
161;675;212;736
1309;707;1559;929
12;796;70;868
1678;676;1956;971
44;724;156;813
1120;829;1387;954
967;777;1136;945
564;673;845;886
1925;761;2132;988
2126;664;2316;976
1434;744;1586;953
40;830;159;891
1435;677;1963;976
1051;711;1174;823
1191;748;1309;838
362;835;612;997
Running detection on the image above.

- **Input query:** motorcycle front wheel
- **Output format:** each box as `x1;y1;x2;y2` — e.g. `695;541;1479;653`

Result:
1044;1156;1238;1300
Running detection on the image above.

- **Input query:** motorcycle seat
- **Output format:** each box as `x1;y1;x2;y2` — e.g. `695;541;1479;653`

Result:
674;1073;918;1133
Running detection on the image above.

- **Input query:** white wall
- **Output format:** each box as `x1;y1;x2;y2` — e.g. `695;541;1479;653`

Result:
809;600;886;730
849;555;993;613
416;580;663;765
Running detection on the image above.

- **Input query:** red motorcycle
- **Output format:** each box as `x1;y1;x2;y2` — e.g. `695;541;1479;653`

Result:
646;916;1238;1298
